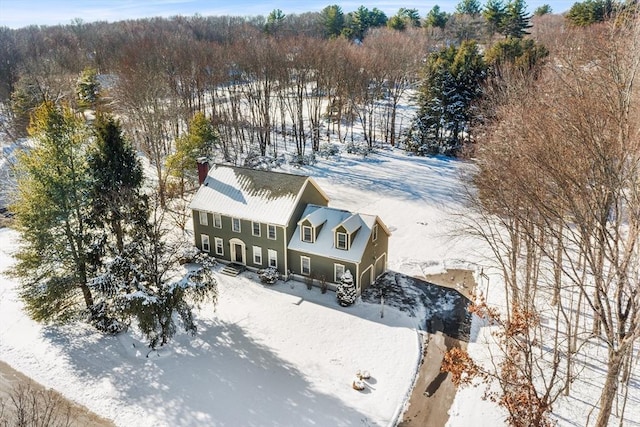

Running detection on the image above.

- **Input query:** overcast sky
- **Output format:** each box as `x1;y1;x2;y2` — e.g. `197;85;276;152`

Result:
0;0;575;29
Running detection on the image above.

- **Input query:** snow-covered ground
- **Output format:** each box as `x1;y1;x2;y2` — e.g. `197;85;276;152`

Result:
1;147;638;426
0;148;472;426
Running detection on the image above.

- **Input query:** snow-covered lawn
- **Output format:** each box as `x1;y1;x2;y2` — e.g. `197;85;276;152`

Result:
0;226;422;426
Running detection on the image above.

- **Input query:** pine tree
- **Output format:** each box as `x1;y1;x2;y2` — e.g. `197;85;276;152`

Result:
405;41;486;156
92;205;218;348
456;0;483;16
501;0;532;38
320;5;345;38
424;5;449;30
88;113;145;255
166;111;217;195
483;0;507;35
11;102;95;322
76;67;100;110
336;270;357;307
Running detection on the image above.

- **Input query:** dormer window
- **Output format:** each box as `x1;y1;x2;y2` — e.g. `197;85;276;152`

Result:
302;225;313;243
336;232;348;250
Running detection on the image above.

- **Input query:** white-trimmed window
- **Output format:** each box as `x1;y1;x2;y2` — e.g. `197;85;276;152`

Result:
336;232;348;250
302;225;313;243
214;237;224;256
199;211;208;226
267;224;277;240
372;223;378;241
334;263;345;282
253;246;262;265
232;217;241;233
252;221;261;237
268;249;278;268
214;213;222;228
201;234;210;252
301;256;311;276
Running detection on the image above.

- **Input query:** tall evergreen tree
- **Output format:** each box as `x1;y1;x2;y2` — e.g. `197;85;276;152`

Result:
425;5;450;30
565;0;614;26
483;0;507;35
404;41;486;156
166;111;217;194
534;4;553;15
456;0;483;16
88;113;145;255
11;102;95;322
76;67;100;110
265;9;286;35
91;204;218;348
320;5;345;38
398;8;421;27
501;0;533;38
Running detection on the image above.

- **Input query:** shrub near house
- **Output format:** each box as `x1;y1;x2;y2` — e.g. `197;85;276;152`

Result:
190;163;390;293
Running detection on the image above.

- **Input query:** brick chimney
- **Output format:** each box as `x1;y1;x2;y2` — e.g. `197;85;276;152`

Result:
197;157;209;185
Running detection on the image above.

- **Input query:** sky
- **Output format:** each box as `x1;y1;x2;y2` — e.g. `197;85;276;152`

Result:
0;0;576;29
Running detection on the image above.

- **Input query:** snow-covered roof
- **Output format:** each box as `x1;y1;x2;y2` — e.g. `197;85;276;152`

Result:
189;164;315;226
334;214;362;234
288;205;379;264
298;205;329;227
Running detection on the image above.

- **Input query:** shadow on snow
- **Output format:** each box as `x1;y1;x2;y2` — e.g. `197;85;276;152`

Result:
41;319;373;427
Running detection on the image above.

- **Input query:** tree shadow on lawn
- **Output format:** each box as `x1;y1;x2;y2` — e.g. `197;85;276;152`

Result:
41;319;373;427
306;149;468;208
361;271;472;342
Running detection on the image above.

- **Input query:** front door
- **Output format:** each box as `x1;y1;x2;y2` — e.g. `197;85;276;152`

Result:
234;244;243;263
229;238;246;265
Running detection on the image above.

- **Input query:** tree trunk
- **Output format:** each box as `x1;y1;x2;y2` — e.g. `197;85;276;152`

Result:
595;349;624;427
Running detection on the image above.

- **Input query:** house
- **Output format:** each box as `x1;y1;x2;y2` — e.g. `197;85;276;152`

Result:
189;162;390;293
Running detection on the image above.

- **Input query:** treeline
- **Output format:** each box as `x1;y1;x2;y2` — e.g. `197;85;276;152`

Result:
0;1;634;163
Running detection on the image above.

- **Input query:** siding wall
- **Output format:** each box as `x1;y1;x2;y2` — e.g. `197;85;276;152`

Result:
193;210;286;272
287;248;357;286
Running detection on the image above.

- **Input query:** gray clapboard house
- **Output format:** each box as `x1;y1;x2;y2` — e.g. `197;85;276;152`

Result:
189;163;390;293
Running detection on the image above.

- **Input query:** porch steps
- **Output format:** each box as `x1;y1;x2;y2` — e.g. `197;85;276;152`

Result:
220;263;246;277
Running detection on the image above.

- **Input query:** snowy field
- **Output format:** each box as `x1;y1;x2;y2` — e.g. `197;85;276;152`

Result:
1;146;638;426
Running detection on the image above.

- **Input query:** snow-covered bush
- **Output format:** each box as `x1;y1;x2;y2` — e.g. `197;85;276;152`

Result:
258;267;280;285
318;143;340;159
345;141;370;157
243;152;285;170
179;245;201;265
336;270;357;307
289;153;316;166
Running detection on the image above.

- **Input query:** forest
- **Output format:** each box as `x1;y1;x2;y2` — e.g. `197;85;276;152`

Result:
0;1;639;426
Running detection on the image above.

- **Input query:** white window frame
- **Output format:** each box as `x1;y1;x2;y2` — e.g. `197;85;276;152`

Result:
214;237;224;256
301;256;311;276
232;217;241;233
302;225;313;243
201;234;210;252
372;223;378;241
199;211;208;226
336;232;348;250
334;263;345;282
214;213;222;228
252;221;261;237
253;246;262;265
268;249;278;268
267;224;277;240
